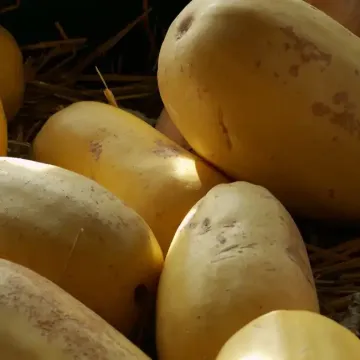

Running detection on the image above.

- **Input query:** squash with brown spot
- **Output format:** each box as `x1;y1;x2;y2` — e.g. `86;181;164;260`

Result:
216;309;360;360
158;0;360;222
156;181;319;360
0;157;163;336
0;259;150;360
33;101;228;254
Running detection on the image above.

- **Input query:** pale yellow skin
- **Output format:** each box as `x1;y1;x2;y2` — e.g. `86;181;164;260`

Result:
158;0;360;222
0;157;163;335
33;101;228;254
0;26;24;121
0;259;150;360
216;310;360;360
156;182;319;360
0;100;7;155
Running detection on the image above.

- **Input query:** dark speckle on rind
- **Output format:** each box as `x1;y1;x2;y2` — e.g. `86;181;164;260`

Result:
311;102;331;116
328;188;335;199
89;141;102;161
255;60;261;68
199;217;211;235
273;72;279;78
332;91;349;105
176;14;194;40
289;65;299;77
355;69;359;76
280;26;332;67
153;139;182;159
218;107;232;150
284;42;290;51
216;233;227;244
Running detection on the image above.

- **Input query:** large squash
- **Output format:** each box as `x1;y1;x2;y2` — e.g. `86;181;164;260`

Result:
0;259;150;360
158;0;360;221
216;310;360;360
33;101;228;253
0;26;24;121
156;182;319;360
0;157;163;335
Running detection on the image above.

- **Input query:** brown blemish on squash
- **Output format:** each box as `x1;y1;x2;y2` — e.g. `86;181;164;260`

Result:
332;91;349;105
0;264;139;359
153;140;182;158
311;102;331;116
328;188;335;199
211;255;236;264
216;233;227;244
332;136;338;142
199;217;211;235
176;14;194;40
240;242;257;250
89;141;102;161
218;244;240;254
329;110;360;136
289;64;299;77
255;60;261;68
218;107;232;150
355;69;359;76
223;220;236;228
273;72;279;78
281;26;332;76
284;43;290;51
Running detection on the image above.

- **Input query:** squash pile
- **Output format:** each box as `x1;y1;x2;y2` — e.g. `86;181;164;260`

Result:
0;0;359;358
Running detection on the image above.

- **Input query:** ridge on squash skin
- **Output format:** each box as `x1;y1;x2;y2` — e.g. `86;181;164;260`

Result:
158;0;360;223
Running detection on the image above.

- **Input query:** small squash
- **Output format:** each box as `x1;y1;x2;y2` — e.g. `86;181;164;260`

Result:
216;310;360;360
33;101;228;253
0;157;163;335
156;182;319;360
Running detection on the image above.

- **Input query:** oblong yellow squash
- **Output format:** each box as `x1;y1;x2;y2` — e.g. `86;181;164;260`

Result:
0;26;24;121
158;0;360;221
216;310;360;360
32;101;228;253
0;259;150;360
156;181;319;360
0;157;163;335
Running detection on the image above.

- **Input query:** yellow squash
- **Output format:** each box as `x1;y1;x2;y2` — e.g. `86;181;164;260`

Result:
33;101;228;253
0;26;24;121
156;182;319;360
158;0;360;221
216;310;360;360
0;259;150;360
0;157;163;335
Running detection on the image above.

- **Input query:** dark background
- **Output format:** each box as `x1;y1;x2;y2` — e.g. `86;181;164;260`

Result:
0;0;191;75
